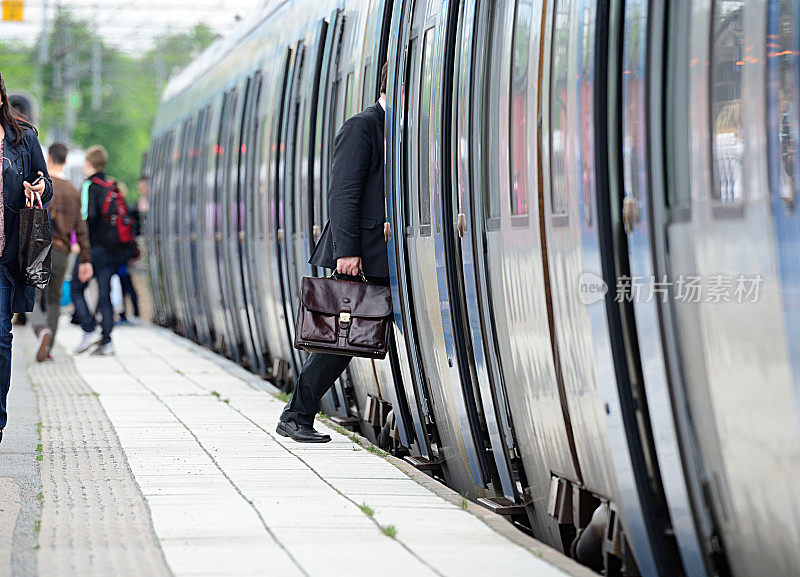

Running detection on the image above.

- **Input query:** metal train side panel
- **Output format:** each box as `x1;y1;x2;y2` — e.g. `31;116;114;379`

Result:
538;3;669;574
390;0;487;496
452;0;519;501
663;1;800;575
471;0;578;546
767;0;800;427
385;0;433;458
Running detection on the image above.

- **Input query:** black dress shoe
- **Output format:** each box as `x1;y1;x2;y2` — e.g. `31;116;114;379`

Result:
276;420;331;443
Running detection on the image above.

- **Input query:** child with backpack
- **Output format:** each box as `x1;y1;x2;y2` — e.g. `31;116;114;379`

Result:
71;145;136;355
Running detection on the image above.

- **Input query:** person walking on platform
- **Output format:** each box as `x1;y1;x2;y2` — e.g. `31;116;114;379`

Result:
30;143;93;362
0;70;53;443
277;64;390;443
71;146;133;356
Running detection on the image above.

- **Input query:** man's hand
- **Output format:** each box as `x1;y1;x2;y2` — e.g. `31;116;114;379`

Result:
23;171;46;201
78;263;94;283
336;256;362;277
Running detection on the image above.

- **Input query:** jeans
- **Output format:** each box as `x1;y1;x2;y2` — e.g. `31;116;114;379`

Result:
118;267;139;317
71;247;119;344
280;274;389;427
0;266;16;430
30;249;69;344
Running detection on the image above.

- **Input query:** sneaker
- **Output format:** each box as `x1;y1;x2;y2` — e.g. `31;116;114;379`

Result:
90;341;116;356
74;331;101;354
35;328;52;363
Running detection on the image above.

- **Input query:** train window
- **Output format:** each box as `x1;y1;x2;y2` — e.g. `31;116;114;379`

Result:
621;0;650;224
403;36;418;227
510;0;532;221
710;0;745;216
664;2;692;221
767;0;799;208
481;5;501;226
361;58;372;109
548;0;568;225
418;27;434;232
344;71;355;121
328;78;340;174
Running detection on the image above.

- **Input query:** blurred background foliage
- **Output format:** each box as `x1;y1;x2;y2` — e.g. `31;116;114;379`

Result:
0;8;216;199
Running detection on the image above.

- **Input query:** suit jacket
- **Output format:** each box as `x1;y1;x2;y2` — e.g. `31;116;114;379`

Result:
310;101;388;277
1;123;53;313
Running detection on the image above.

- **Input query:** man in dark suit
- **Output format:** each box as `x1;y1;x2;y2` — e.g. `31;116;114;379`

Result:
277;64;389;443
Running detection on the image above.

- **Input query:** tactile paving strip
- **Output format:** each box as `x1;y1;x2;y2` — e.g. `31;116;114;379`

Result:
29;340;172;577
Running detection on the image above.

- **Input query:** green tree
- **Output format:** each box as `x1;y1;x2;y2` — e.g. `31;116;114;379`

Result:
0;11;215;200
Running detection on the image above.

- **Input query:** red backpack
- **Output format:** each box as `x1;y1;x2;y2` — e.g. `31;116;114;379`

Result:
92;177;135;245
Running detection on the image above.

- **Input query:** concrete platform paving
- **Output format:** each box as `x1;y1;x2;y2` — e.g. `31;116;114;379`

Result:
3;318;589;577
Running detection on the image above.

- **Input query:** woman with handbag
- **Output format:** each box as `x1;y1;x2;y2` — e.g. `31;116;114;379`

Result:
0;70;53;444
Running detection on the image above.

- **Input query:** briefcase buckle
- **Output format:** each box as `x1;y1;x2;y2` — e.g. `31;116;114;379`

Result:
339;311;351;324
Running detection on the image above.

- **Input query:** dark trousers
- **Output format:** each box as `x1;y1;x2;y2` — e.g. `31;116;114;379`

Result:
71;247;119;344
31;249;69;343
0;266;15;430
279;274;388;427
281;352;352;427
119;270;139;317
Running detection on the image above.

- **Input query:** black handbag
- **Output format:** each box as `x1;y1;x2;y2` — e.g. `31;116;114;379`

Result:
294;274;392;359
18;190;52;289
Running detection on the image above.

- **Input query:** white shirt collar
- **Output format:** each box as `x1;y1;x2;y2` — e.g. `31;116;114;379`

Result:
379;96;386;111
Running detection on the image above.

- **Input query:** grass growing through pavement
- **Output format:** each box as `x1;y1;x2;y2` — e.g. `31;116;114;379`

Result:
359;503;374;517
460;497;469;510
211;391;220;398
276;391;292;403
366;445;387;458
381;525;397;538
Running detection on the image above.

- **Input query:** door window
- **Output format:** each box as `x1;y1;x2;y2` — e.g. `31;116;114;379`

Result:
418;27;435;233
510;0;532;220
710;0;745;214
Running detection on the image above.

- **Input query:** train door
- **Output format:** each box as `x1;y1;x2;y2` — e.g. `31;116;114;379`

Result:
313;12;360;420
451;0;580;546
599;0;715;575
176;117;198;340
233;75;267;374
300;16;349;417
272;46;304;378
388;0;487;495
537;0;682;573
148;135;168;326
189;107;213;348
445;0;522;503
201;102;227;353
345;0;414;445
653;0;800;576
212;90;242;359
165;131;183;329
218;80;260;369
239;73;270;374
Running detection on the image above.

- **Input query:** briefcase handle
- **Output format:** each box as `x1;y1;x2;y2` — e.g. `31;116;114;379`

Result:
329;270;368;283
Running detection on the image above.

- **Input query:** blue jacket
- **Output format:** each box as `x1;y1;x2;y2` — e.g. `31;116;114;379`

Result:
2;123;53;313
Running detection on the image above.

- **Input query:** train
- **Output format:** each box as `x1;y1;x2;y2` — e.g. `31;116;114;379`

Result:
143;1;800;576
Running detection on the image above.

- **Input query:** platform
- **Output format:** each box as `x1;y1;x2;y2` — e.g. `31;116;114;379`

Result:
0;320;593;577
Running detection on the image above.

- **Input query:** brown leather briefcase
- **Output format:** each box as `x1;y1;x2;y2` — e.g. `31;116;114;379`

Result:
294;275;392;359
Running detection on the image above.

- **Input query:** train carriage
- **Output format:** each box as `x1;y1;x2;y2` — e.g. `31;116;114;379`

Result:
146;1;800;576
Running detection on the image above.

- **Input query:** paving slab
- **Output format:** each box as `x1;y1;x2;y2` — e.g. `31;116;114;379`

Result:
17;320;595;577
